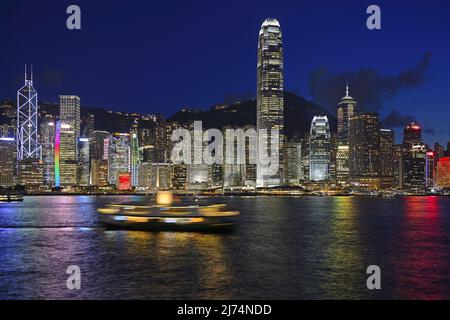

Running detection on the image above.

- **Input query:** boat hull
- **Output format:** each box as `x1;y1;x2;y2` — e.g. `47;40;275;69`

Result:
98;214;237;232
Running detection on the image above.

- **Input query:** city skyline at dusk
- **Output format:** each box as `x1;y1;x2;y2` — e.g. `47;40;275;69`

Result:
2;1;450;303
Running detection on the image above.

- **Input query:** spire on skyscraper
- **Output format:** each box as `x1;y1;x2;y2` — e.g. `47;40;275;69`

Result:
346;82;349;98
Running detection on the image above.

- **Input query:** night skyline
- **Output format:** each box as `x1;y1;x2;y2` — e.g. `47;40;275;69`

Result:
3;1;450;303
1;0;450;146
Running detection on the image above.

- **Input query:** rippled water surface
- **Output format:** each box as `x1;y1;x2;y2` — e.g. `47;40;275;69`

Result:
1;195;450;299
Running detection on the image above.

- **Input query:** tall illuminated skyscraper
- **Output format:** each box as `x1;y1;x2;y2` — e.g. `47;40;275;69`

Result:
309;116;330;181
130;124;140;187
78;137;90;186
55;122;78;187
59;95;81;139
404;144;427;191
336;84;357;184
337;83;357;144
40;118;56;186
17;65;41;161
349;113;381;178
401;122;423;189
379;128;395;175
256;18;284;187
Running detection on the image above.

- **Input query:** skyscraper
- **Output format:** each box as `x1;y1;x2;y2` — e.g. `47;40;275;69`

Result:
401;122;423;189
130;126;140;187
78;137;90;186
40;118;55;186
436;157;450;188
337;83;358;144
256;18;284;187
59;95;81;139
379;129;395;177
425;150;435;188
336;84;357;185
349;113;381;178
309;116;331;181
108;133;131;186
336;145;350;185
89;130;110;187
56;122;78;187
403;144;426;191
402;122;422;152
0;137;16;186
284;142;302;185
17;65;40;161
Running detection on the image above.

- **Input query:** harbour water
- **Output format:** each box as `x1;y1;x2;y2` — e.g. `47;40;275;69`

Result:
1;195;450;299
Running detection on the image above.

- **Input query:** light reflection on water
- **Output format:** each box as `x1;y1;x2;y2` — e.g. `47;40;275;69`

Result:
0;195;450;299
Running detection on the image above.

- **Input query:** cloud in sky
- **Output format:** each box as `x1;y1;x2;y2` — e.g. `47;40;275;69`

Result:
308;52;432;114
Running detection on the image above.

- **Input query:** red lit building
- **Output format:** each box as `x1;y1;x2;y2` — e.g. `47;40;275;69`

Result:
118;172;131;191
436;157;450;188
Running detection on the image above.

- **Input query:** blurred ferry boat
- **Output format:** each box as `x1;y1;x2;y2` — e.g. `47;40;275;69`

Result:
97;191;239;231
0;194;24;202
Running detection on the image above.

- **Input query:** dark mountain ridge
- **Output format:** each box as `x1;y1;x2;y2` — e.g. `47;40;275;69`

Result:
168;91;337;140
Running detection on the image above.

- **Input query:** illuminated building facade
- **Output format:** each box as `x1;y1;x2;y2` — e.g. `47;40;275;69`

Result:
284;142;302;185
18;158;43;191
337;84;357;144
425;151;435;188
403;144;426;191
256;18;284;187
59;95;81;139
118;172;132;191
379;129;395;189
336;145;350;185
349;113;381;178
108;133;130;186
78;138;90;185
379;129;394;176
436;157;450;188
130;127;140;187
40;118;55;186
57;122;78;186
0;137;16;186
138;162;152;189
90;159;109;187
89;131;110;186
309;116;330;181
172;164;188;190
401;122;423;189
